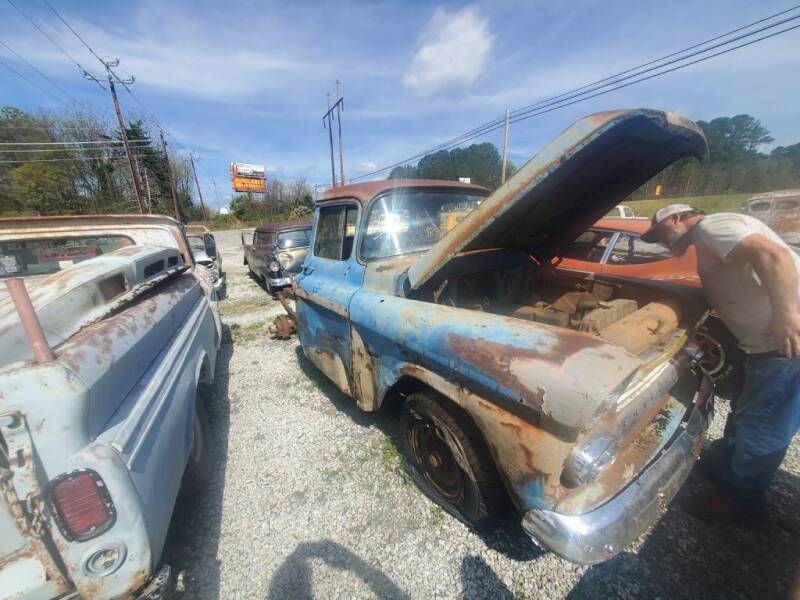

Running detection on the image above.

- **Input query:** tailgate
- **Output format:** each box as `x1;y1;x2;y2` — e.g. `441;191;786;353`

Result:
0;413;72;599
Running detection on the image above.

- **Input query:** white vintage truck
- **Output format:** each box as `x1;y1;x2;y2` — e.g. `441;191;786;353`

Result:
0;215;220;599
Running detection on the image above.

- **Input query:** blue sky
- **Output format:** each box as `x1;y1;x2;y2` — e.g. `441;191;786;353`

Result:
2;0;800;209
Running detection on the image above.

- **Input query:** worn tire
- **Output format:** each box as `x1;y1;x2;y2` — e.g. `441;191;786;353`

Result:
401;391;505;530
694;318;744;397
181;397;211;496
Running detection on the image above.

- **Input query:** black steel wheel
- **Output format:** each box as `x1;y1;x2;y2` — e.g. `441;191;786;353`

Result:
401;391;505;529
181;396;211;496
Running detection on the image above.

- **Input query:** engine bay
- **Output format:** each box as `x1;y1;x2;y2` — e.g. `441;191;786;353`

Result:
434;265;690;357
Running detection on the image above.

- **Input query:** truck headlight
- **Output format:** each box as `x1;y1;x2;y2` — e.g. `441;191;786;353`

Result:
562;433;618;487
269;260;280;273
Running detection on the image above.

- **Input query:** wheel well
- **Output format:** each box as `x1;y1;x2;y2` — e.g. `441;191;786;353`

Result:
385;376;503;477
395;377;512;512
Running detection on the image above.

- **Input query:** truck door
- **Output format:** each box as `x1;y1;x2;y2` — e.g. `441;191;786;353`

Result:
295;201;363;396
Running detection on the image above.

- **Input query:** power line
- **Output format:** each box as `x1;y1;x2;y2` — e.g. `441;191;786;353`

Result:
350;12;800;181
506;12;800;124
0;155;148;164
415;4;800;163
41;0;107;68
0;56;70;107
0;39;77;103
5;0;90;76
0;145;152;154
0;139;150;146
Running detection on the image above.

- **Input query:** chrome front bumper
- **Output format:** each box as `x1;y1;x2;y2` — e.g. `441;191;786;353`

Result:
268;275;292;287
522;373;714;565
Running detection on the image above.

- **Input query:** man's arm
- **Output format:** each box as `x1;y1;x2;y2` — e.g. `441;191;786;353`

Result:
728;233;800;357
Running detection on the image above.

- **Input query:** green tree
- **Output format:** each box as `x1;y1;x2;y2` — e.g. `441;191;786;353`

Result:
9;162;73;214
697;114;774;162
387;142;511;189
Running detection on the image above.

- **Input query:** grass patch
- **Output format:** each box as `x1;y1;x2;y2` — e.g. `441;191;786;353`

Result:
220;298;272;317
626;193;751;217
322;466;342;479
430;504;446;525
229;321;267;343
365;434;410;484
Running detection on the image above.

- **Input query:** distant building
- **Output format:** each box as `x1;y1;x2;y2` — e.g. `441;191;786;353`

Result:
219;207;230;215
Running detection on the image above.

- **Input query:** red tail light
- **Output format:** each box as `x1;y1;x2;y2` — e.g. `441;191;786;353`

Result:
50;470;115;541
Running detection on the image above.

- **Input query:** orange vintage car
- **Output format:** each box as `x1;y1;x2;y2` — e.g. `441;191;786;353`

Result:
559;217;741;393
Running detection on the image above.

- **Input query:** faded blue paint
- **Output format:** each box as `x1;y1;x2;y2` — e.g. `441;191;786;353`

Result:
349;292;640;436
295;109;712;541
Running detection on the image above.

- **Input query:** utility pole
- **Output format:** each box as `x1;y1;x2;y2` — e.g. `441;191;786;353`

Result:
501;108;510;184
189;155;208;222
212;177;221;213
159;130;182;222
83;59;145;213
323;91;345;188
336;79;345;185
108;72;145;213
143;164;153;213
324;92;336;187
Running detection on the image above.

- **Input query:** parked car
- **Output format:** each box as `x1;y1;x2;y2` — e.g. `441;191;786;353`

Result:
0;214;221;599
741;189;800;246
559;218;743;393
604;204;636;218
244;219;311;293
187;225;226;299
293;109;714;564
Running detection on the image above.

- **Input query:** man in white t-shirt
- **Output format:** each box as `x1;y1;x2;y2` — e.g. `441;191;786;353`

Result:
642;204;800;524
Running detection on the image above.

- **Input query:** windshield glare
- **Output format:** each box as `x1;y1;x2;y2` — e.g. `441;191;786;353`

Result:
188;236;206;254
277;228;311;249
361;189;485;260
0;235;133;277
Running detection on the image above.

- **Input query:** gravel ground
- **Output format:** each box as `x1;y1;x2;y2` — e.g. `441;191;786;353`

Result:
161;229;800;600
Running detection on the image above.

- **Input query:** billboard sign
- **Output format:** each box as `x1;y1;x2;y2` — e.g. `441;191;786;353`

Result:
231;162;265;178
232;176;267;193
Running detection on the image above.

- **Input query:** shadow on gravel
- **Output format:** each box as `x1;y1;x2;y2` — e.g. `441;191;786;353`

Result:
161;322;234;600
459;555;515;599
566;467;800;600
294;346;546;564
266;540;409;600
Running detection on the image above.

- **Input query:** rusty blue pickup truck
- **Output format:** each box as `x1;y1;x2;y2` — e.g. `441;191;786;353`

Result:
0;215;220;598
294;109;715;564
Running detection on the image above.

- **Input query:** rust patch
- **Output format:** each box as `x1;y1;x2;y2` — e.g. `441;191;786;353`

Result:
448;332;604;410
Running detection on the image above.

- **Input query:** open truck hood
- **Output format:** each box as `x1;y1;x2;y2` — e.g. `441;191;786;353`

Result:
408;109;708;292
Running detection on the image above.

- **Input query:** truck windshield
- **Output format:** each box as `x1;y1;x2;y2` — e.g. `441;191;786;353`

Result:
188;236;206;254
361;189;486;260
277;228;311;249
0;235;133;277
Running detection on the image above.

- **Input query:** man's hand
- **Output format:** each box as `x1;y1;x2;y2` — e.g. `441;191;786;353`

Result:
768;311;800;357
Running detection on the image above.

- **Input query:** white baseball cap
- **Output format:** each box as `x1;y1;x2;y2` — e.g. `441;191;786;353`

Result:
641;204;696;242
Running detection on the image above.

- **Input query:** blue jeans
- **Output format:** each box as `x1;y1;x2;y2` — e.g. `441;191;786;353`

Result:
722;352;800;503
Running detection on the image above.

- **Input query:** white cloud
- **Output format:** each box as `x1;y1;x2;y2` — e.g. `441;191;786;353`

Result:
354;161;378;174
403;6;492;98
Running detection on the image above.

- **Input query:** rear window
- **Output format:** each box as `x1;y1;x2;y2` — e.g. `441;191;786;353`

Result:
277;228;311;249
0;236;133;277
748;201;772;211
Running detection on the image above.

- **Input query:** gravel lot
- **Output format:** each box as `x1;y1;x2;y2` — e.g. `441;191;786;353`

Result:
162;229;800;599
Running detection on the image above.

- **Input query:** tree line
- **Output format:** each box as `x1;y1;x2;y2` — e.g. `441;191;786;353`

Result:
387;114;800;199
0;105;203;219
0;104;313;223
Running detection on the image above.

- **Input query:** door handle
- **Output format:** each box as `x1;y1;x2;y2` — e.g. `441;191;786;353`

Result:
303;265;315;275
